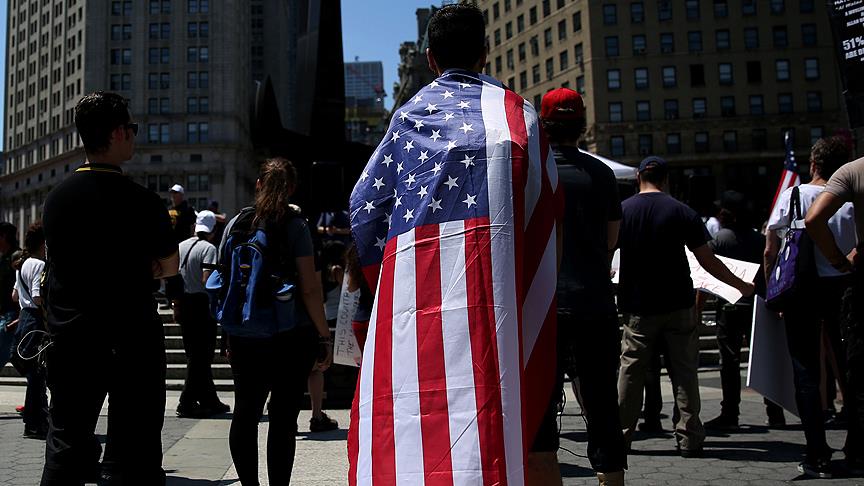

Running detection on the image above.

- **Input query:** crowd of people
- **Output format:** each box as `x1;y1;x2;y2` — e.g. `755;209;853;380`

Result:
0;4;863;486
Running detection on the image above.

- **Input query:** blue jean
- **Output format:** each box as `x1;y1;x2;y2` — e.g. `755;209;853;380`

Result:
0;311;18;370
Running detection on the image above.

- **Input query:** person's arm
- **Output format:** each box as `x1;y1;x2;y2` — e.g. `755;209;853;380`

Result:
607;219;621;263
763;230;781;283
692;244;756;297
297;255;332;367
805;191;853;272
11;288;17;304
29;263;44;307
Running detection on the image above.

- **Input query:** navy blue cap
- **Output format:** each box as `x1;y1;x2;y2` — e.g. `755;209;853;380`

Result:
637;156;667;173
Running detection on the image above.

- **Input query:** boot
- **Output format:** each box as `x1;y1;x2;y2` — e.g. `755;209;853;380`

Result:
597;471;624;486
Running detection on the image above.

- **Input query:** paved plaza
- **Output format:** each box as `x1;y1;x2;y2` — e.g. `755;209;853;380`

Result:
1;371;863;485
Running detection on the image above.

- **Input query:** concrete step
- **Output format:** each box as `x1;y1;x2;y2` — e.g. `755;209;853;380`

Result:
165;349;228;365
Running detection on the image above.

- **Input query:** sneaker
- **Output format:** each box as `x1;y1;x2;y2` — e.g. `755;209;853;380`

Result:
638;419;663;433
15;405;24;414
679;447;704;458
176;403;202;419
309;412;339;433
704;414;739;431
199;402;230;417
798;458;832;479
22;427;47;440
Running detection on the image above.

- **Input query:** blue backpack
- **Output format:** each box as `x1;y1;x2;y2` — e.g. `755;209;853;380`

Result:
207;208;298;338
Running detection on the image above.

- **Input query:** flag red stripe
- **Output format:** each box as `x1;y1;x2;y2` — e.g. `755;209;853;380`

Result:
414;224;455;486
371;240;397;485
522;162;554;291
521;299;558;445
348;374;361;486
464;217;508;486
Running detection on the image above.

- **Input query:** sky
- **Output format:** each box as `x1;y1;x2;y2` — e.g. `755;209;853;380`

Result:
342;1;444;110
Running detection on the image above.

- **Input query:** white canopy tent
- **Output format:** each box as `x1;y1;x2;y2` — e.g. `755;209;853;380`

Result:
579;149;637;181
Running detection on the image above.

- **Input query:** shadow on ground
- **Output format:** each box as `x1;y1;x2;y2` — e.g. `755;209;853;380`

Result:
166;477;238;485
297;428;349;441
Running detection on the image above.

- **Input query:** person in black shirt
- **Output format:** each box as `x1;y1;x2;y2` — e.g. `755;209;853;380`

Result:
0;222;19;372
40;92;178;485
616;156;755;458
535;88;627;486
169;184;197;243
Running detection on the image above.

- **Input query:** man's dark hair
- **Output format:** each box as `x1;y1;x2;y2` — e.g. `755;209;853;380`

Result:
639;163;668;186
541;119;587;144
427;4;486;71
74;91;130;154
811;136;851;180
0;222;18;250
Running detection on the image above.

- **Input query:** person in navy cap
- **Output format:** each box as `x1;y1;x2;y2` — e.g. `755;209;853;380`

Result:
616;156;755;458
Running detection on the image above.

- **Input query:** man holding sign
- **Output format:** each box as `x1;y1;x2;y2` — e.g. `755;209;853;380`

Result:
617;156;755;458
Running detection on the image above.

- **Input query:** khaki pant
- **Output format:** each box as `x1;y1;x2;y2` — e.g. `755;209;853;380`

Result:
617;307;705;451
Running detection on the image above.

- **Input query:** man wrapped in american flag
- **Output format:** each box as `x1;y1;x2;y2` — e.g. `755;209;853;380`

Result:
348;4;564;485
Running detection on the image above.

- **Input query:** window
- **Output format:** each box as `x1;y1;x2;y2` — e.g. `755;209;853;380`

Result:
770;0;784;14
530;6;537;24
664;99;679;119
150;0;160;14
776;59;790;80
693;98;707;118
162;23;171;38
573;11;582;31
660;33;674;53
493;2;500;19
635;68;649;89
611;136;625;156
532;64;540;83
187;122;208;143
576;75;585;94
148;98;159;114
714;0;728;17
148;124;159;143
556;0;564;8
723;131;738;152
690;64;705;86
744;27;759;49
718;63;733;85
187;71;198;88
607;69;621;89
638;134;653;155
603;4;617;25
633;35;647;54
686;0;700;19
695;132;710;152
667;133;682;154
631;2;644;22
752;129;767;150
636;100;651;121
506;0;512;12
662;66;677;87
658;1;673;20
746;60;762;83
557;20;566;40
495;56;502;73
574;44;583;66
801;0;814;13
805;58;820;79
609;102;623;122
494;29;501;47
544;28;552;47
810;126;824;145
807;91;822;112
506;22;513;40
559;50;569;70
742;0;756;15
716;29;730;49
688;31;703;52
519;71;527;90
543;0;551;16
778;93;793;113
545;58;554;80
507;50;515;70
517;15;524;33
530;36;539;56
606;36;620;57
802;24;817;46
773;26;788;48
721;96;736;116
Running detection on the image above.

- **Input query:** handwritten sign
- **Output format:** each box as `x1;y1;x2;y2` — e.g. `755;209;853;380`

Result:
685;249;760;304
333;278;362;367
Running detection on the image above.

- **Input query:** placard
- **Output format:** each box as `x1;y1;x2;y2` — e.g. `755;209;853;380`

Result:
333;278;362;367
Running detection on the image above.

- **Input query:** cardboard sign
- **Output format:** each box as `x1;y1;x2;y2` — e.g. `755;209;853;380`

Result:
333;278;362;367
746;296;799;416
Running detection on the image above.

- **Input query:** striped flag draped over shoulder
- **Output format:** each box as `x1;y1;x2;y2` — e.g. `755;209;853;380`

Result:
348;69;562;486
770;130;801;213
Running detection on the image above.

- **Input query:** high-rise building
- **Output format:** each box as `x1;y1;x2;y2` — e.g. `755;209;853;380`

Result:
392;7;439;110
478;0;847;211
345;61;386;145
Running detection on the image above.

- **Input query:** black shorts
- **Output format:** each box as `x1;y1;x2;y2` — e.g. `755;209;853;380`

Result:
530;388;561;452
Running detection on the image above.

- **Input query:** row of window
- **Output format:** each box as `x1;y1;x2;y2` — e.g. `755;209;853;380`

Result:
604;24;817;58
608;126;824;158
146;122;209;144
144;22;209;40
117;71;209;90
602;0;814;25
146;173;210;193
111;0;210;15
487;0;566;24
146;96;210;114
491;11;579;48
606;92;822;123
606;59;821;91
120;46;209;64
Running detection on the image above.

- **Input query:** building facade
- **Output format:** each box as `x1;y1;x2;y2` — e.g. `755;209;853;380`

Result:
479;0;847;214
392;7;439;110
345;60;386;145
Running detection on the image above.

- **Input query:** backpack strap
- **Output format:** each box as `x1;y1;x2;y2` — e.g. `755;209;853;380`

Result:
790;186;802;222
181;238;203;270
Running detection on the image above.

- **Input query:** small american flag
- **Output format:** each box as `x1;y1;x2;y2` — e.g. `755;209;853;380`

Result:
770;130;801;212
348;69;561;486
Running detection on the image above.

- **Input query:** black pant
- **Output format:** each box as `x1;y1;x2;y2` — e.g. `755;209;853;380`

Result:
842;271;864;460
558;310;628;473
12;307;48;432
784;276;851;461
177;293;219;408
41;316;167;486
228;326;317;485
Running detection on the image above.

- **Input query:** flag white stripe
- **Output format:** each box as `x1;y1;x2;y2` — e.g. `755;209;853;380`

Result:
392;229;425;485
523;103;542;230
521;227;557;364
480;79;525;486
439;220;483;484
356;267;381;486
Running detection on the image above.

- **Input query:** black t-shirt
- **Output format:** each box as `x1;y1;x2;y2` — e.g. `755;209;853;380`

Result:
169;200;197;243
709;226;765;303
43;163;176;333
0;250;19;316
618;192;709;315
554;146;622;318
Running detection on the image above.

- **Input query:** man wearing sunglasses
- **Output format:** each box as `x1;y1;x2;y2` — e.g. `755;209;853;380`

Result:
40;91;178;485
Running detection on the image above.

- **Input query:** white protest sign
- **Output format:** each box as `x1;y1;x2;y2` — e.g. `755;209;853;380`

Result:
746;296;798;416
333;278;362;367
685;249;760;304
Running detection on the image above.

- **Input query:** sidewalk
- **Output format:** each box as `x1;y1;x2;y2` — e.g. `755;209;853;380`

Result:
0;371;860;485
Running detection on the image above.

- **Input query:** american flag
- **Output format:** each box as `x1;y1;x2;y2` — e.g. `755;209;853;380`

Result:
348;69;561;486
770;130;800;212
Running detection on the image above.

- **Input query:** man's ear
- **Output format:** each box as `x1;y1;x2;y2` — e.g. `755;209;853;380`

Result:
426;48;440;76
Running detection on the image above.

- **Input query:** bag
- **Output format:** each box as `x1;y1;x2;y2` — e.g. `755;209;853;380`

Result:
766;186;817;311
207;208;298;338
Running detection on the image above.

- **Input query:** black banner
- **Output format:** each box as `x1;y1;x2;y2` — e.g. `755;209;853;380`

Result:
828;0;864;128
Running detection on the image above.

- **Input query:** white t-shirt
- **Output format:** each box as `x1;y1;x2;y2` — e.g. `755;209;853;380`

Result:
767;183;857;277
704;216;721;238
179;236;218;294
15;258;45;310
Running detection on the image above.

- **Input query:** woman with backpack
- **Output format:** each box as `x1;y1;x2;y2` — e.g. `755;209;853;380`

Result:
222;158;332;485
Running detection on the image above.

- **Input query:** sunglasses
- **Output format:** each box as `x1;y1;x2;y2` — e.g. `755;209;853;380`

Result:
124;123;139;136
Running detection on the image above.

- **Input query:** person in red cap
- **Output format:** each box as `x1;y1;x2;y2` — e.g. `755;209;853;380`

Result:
538;88;627;486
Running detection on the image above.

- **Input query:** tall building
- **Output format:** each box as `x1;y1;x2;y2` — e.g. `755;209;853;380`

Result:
478;0;847;213
345;60;386;145
392;7;439;110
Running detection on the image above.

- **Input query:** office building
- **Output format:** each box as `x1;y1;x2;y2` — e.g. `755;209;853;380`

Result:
345;60;386;145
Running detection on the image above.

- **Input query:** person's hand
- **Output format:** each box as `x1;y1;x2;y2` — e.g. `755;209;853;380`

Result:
848;248;859;268
316;341;333;371
738;281;756;298
831;256;854;274
5;319;18;332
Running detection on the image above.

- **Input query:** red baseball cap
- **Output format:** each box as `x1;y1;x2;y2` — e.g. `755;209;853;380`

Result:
540;88;585;121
